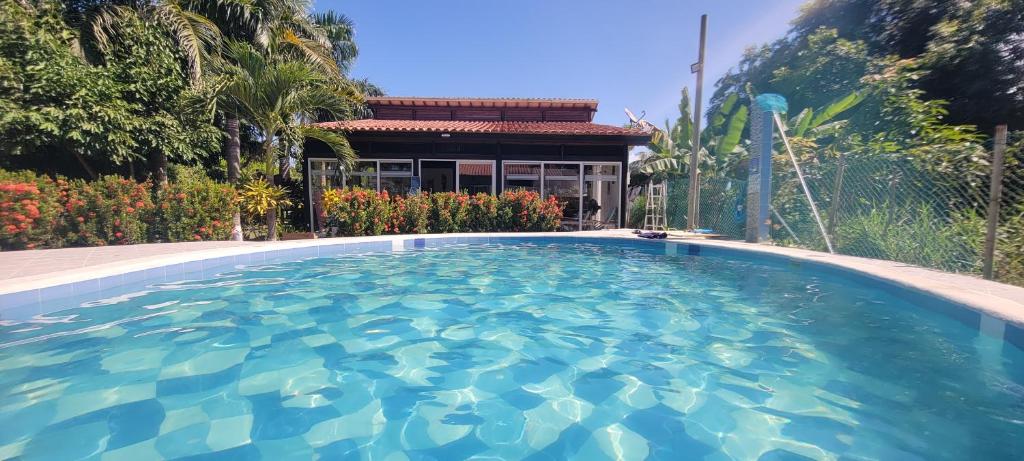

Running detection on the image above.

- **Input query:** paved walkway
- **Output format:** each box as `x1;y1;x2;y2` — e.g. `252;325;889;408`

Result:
2;230;1023;327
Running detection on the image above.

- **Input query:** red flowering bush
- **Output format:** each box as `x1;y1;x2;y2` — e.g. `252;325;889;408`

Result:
60;176;156;246
320;187;564;237
321;188;393;236
391;193;430;234
157;170;238;242
0;170;62;250
465;193;499;231
496;189;563;232
428;192;469;233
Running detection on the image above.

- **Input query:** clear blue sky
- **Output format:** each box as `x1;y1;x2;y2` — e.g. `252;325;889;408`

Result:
316;0;806;126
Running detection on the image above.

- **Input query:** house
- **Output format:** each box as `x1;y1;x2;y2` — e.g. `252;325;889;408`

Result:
304;96;651;231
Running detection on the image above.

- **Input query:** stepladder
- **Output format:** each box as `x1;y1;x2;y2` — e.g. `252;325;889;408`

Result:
643;182;667;231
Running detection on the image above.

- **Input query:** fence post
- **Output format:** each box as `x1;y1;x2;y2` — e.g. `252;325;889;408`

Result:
983;125;1008;280
826;152;846;242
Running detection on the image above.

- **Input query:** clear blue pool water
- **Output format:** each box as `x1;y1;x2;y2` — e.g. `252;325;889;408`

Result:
1;240;1023;460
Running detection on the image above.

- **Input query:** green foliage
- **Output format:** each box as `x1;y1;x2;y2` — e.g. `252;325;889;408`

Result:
465;193;499;232
239;179;292;217
0;0;219;177
157;166;238;241
428;192;469;233
320;188;564;237
390;193;431;234
60;175;156;246
835;206;985;273
628;195;646;229
714;0;1024;130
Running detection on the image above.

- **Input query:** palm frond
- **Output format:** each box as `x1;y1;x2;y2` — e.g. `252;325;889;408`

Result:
301;125;356;168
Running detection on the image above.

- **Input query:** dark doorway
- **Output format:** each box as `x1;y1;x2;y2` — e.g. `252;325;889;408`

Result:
421;161;456;193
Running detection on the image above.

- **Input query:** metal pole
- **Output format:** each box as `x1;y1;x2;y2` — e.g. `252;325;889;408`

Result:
983;125;1008;280
687;14;707;230
773;112;835;254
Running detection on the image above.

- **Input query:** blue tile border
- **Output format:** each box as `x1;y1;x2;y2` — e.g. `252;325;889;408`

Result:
1;234;1021;353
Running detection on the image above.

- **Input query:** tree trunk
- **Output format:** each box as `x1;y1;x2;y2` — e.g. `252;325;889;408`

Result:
224;115;243;241
279;156;291;180
149;150;168;187
264;139;278;241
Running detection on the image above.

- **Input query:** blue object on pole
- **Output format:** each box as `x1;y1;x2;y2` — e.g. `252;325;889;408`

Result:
755;93;788;114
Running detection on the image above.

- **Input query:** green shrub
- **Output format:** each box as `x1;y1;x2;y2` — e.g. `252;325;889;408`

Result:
321;188;392;236
836;205;984;273
391;193;430;234
157;168;237;241
428;192;469;233
0;168;242;249
466;193;499;232
628;195;646;228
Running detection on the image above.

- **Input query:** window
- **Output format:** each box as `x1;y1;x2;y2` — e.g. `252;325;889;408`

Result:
379;160;414;195
503;163;540;192
543;163;581;227
583;164;620;229
348;161;378;190
459;161;494;194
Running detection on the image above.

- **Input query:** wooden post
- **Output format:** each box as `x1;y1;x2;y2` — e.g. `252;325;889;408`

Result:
983;125;1008;280
687;14;707;230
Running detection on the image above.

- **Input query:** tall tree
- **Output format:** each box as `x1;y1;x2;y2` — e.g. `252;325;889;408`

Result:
0;0;218;179
216;41;358;240
714;0;1024;131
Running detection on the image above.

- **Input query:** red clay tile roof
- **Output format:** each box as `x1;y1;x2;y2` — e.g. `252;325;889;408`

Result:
316;119;649;139
366;96;598;110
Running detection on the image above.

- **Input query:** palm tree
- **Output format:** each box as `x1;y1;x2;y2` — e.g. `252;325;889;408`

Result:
216;41;358;240
201;1;364;240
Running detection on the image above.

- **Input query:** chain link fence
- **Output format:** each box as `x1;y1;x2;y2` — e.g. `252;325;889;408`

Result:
648;133;1024;287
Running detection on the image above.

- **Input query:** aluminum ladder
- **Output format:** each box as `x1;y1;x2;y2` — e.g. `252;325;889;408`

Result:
643;182;668;230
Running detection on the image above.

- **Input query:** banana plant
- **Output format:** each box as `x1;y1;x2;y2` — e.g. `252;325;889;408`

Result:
785;90;866;138
630;88;750;184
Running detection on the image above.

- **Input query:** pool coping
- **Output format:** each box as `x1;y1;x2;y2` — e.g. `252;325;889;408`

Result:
1;230;1023;337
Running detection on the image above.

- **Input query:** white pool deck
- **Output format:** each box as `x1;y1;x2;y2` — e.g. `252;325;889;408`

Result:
2;230;1023;329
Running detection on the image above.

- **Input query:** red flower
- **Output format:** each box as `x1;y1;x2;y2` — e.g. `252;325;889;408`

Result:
115;232;123;238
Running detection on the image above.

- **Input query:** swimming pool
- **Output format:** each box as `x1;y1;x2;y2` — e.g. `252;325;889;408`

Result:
1;237;1023;460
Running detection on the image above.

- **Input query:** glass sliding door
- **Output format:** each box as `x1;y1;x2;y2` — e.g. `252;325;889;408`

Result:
349;161;378;190
420;161;456;193
503;163;541;192
582;164;620;229
543;163;581;230
380;160;413;195
308;159;344;230
458;162;494;194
